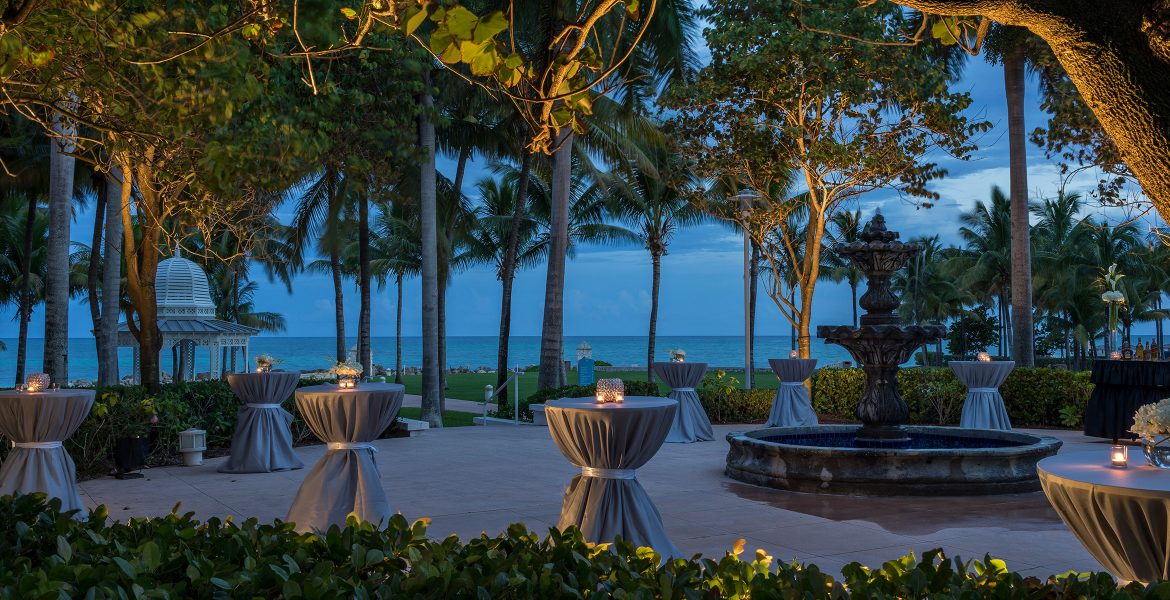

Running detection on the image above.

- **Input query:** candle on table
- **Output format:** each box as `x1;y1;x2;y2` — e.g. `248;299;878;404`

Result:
1110;444;1128;468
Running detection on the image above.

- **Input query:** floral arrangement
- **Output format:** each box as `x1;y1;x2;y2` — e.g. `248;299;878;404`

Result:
254;354;281;370
669;348;686;363
329;360;363;378
1130;399;1170;444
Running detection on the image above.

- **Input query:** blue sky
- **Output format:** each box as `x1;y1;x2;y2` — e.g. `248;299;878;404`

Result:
3;44;1163;340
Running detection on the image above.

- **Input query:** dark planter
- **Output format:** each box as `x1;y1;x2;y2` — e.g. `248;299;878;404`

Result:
113;436;149;479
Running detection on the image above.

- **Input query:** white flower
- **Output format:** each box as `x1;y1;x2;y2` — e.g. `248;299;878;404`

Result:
329;360;363;377
1101;290;1125;304
1130;399;1170;442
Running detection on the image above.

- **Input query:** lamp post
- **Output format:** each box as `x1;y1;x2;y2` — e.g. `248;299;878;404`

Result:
732;190;758;390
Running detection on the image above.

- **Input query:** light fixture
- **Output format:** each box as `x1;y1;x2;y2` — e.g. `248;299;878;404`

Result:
178;428;208;466
1110;444;1128;469
595;379;624;404
789;350;799;359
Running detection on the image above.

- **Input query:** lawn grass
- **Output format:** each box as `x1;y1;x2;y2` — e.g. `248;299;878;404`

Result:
397;406;476;427
395;369;783;402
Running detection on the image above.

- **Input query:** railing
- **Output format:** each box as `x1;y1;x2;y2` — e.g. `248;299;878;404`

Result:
480;366;524;425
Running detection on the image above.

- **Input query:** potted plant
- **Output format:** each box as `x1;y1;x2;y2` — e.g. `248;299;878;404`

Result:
92;393;159;479
1132;399;1170;468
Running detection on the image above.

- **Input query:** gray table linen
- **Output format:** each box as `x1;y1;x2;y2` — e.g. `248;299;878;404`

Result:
0;390;94;515
285;383;403;532
1039;451;1170;583
950;361;1015;430
764;359;818;428
653;362;713;443
219;372;304;473
546;396;681;559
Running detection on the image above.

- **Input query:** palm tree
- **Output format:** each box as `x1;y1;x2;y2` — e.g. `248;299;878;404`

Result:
895;236;972;365
0;192;47;385
1031;192;1094;362
369;200;421;384
606;138;702;382
952;187;1015;355
419;69;442;425
289;164;352;363
43;114;76;383
824;209;864;327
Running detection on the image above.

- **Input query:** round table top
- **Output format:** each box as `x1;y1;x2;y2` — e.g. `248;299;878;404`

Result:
546;396;676;412
296;382;405;396
228;370;301;381
651;361;707;369
1038;450;1170;494
0;389;96;402
949;360;1017;368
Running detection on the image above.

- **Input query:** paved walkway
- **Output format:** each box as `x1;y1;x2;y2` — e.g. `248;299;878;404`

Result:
401;394;483;414
78;425;1105;577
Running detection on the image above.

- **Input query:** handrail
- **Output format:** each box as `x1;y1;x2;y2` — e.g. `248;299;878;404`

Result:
482;366;523;425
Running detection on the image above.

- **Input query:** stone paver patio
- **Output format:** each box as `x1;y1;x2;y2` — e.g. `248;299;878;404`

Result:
79;424;1106;577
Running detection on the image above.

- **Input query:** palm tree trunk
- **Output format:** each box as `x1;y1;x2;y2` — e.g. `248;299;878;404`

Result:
44;115;76;384
497;150;532;397
647;250;662;382
537;131;573;390
98;171;122;385
15;192;36;386
329;243;346;363
1005;45;1035;366
87;173;105;375
395;272;404;384
419;71;443;426
358;190;372;377
438;272;448;413
749;240;759;374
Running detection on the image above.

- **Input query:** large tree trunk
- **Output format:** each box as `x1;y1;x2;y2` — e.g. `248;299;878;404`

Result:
358;190;371;377
537;131;573;390
44;115;75;384
1004;44;1035;366
893;0;1170;218
15;192;36;386
98;171;122;385
496;150;532;399
437;272;447;413
395;272;404;384
120;158;164;394
749;240;759;377
329;243;346;363
419;72;443;426
647;250;662;383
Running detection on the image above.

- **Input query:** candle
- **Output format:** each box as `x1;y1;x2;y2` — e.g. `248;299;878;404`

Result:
1110;444;1128;468
976;351;991;362
1110;351;1122;360
789;350;799;359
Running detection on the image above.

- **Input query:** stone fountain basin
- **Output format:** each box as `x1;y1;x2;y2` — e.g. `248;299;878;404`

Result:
725;425;1062;496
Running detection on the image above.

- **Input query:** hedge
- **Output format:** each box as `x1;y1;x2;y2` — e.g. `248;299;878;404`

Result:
0;494;1144;598
696;367;1094;427
0;378;405;479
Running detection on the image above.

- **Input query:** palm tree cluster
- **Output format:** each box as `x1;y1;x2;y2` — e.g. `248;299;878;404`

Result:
894;186;1170;367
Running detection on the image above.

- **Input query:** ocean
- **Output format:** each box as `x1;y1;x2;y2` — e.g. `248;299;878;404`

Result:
0;336;860;384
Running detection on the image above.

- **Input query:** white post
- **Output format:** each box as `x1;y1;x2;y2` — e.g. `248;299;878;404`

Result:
513;365;521;425
483;384;493;424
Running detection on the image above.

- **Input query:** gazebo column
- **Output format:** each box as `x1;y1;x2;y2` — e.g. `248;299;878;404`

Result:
209;342;222;379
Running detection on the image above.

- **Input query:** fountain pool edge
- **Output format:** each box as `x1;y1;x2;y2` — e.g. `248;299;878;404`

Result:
725;425;1063;496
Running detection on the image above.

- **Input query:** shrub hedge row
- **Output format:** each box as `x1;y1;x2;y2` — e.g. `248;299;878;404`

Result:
696;367;1094;427
509;380;662;421
0;494;1144;599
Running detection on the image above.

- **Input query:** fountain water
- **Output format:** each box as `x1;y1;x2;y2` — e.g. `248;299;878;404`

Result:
724;213;1061;495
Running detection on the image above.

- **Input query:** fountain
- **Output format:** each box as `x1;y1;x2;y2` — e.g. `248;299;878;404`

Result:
725;213;1061;495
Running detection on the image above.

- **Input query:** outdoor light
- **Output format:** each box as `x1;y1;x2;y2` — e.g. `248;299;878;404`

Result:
1110;444;1128;469
596;379;624;403
670;348;686;363
338;378;357;390
25;373;50;393
976;351;991;362
178;428;207;466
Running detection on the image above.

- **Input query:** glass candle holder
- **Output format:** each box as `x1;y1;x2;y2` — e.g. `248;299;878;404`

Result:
595;378;624;403
789;350;799;359
1110;351;1122;360
976;351;991;362
1110;444;1128;468
338;377;357;390
25;373;50;393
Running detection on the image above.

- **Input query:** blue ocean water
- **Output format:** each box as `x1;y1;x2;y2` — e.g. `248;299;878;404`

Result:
0;335;856;383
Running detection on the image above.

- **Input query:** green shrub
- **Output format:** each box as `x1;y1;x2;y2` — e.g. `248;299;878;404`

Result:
697;370;775;424
810;367;1095;428
0;494;1143;598
507;380;662;421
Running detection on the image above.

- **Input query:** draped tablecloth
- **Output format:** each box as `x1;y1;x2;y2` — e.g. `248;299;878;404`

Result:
764;359;818;428
0;389;94;515
285;383;403;532
652;362;713;443
219;371;304;473
1085;360;1170;440
950;361;1014;430
545;396;681;558
1038;450;1170;583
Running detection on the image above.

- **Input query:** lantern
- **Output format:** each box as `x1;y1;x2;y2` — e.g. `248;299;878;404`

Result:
1110;444;1128;469
178;428;207;466
25;373;50;393
976;351;992;362
595;379;624;403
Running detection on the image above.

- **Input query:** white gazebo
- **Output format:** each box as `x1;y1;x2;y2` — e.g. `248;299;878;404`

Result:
118;251;259;383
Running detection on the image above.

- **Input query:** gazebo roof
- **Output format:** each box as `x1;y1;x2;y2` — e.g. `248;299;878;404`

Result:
156;251;217;319
117;318;260;336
